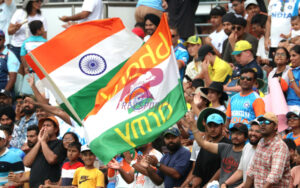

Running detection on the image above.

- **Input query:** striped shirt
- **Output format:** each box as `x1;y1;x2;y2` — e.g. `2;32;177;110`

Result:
0;148;24;185
61;161;84;186
247;135;290;187
226;91;265;129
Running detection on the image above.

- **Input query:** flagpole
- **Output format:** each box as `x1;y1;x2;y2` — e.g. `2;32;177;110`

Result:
28;53;84;126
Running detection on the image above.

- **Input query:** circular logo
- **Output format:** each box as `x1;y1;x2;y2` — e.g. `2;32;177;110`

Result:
128;86;150;111
79;53;107;76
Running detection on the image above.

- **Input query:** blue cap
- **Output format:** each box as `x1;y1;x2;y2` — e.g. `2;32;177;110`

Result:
163;127;180;137
0;30;4;38
206;113;224;125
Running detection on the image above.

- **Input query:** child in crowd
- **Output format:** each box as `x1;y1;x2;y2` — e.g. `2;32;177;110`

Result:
290;146;300;188
18;20;47;95
40;142;84;187
281;16;300;45
72;145;105;188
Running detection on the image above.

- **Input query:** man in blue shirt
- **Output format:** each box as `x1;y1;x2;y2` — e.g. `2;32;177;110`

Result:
0;29;20;93
146;127;191;188
170;27;189;81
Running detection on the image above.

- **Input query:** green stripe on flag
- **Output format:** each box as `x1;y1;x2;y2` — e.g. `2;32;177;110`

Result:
89;82;187;164
60;61;127;121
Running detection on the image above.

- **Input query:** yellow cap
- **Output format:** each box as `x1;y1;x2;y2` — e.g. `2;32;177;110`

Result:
183;35;202;46
232;40;252;55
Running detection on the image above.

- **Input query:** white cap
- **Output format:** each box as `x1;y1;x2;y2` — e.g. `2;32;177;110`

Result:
81;144;91;152
244;0;258;9
0;130;6;139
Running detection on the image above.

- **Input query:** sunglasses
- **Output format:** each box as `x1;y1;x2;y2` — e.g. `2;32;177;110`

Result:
259;120;273;125
232;26;242;31
287;116;299;121
240;76;253;81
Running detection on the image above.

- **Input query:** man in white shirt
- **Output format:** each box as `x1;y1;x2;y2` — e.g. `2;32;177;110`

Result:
205;6;228;55
59;0;102;23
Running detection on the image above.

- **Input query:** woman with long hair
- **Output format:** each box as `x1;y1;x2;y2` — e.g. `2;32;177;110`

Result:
268;46;290;93
201;82;228;112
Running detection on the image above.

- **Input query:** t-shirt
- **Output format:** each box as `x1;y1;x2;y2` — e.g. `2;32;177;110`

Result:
231;59;263;80
174;45;189;80
0;46;20;72
0;1;16;45
237;143;256;181
29;139;66;188
226;91;265;129
287;66;300;106
134;149;163;188
190;140;201;162
184;59;202;81
80;0;102;23
0;148;24;185
291;29;300;38
10;9;48;47
136;0;164;11
72;167;105;188
61;161;84;186
157;146;191;188
284;132;300;146
256;36;268;60
209;56;232;84
20;35;47;56
218;143;243;187
193;137;231;187
268;0;300;47
209;29;228;54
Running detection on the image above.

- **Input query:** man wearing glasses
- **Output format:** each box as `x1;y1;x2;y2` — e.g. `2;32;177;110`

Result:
244;112;290;188
222;17;258;65
283;110;300;146
226;68;265;129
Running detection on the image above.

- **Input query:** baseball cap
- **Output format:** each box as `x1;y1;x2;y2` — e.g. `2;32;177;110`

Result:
132;27;145;39
196;45;214;61
244;0;258;9
0;30;4;38
229;123;248;135
163;127;180;137
197;108;226;132
0;130;6;139
232;40;252;55
81;144;91;153
206;113;225;125
286;110;300;118
183;35;202;46
0;89;11;98
249;119;260;125
257;112;278;124
38;116;60;136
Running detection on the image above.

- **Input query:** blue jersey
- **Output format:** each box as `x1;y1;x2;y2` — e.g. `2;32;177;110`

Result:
174;45;189;81
226;92;265;129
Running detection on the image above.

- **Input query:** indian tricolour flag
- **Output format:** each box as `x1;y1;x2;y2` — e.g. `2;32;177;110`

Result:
25;18;143;124
84;14;187;163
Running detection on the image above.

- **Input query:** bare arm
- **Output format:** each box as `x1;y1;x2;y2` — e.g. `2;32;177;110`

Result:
244;176;254;188
223;169;243;186
288;69;300;97
5;72;17;91
265;16;271;51
59;11;91;22
146;166;164;186
181;162;196;187
118;168;135;184
40;140;58;165
8;23;22;35
23;141;41;167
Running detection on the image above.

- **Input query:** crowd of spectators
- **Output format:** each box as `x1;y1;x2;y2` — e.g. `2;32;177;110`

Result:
1;0;300;187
